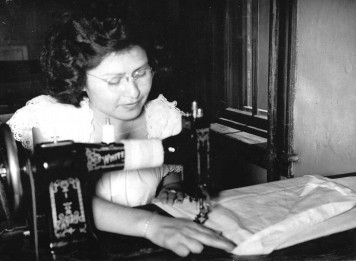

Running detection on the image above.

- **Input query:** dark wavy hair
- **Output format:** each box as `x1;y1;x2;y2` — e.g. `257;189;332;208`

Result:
40;11;157;107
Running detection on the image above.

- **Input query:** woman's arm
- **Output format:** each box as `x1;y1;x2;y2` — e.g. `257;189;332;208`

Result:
32;127;235;256
92;196;236;257
92;196;154;236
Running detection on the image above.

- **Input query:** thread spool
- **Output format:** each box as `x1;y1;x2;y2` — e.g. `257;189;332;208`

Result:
102;118;115;144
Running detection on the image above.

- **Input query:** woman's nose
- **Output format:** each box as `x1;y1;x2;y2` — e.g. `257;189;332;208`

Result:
120;78;140;98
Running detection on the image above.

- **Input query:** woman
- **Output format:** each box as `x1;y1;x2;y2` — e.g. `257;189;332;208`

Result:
7;7;235;257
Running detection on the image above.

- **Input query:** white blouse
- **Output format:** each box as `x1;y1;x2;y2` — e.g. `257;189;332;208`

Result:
7;94;183;206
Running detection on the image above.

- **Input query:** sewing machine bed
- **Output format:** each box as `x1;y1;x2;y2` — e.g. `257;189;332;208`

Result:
2;174;356;260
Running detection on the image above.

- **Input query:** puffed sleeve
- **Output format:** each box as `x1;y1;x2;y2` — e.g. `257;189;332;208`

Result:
145;94;182;139
145;94;184;176
7;95;94;151
7;95;49;150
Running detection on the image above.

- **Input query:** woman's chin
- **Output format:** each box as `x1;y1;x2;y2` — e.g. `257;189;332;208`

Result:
113;108;142;121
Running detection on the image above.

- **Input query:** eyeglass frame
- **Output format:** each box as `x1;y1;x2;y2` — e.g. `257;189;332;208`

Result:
86;66;154;90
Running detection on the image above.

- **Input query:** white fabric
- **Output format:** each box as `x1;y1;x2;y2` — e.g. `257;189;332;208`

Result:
145;95;182;139
8;95;94;150
121;139;164;170
7;94;183;207
154;175;356;255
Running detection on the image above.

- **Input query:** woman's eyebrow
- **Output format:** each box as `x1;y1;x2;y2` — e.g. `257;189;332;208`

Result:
102;63;149;77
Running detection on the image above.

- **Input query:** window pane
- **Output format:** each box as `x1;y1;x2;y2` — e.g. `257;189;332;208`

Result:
225;0;269;117
257;0;270;111
245;0;269;113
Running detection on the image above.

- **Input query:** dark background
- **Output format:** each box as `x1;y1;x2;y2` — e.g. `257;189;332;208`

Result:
0;0;222;115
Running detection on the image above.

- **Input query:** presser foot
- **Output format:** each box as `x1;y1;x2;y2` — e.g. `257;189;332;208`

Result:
193;197;210;224
194;209;209;224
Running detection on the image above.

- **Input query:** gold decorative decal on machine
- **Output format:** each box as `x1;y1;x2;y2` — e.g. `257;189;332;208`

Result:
49;178;87;239
85;145;125;171
196;128;210;147
196;127;210;175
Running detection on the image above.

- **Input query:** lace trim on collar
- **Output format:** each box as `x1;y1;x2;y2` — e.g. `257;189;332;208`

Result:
7;94;182;151
7;95;94;151
145;94;183;139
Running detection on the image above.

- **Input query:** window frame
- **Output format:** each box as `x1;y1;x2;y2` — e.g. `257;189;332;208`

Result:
212;0;298;181
217;0;269;138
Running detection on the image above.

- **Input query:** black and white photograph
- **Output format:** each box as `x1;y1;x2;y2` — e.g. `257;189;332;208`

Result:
0;0;356;260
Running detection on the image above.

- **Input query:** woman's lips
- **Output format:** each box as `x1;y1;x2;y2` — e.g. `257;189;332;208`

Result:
121;101;140;109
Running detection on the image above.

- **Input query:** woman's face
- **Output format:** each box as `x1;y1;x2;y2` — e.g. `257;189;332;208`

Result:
85;46;153;121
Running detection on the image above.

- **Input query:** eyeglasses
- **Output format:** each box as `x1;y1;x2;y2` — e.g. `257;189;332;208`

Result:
87;66;154;90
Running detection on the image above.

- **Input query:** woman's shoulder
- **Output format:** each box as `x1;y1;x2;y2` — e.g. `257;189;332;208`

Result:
7;95;93;150
145;94;183;139
24;94;57;105
7;95;58;130
10;95;83;114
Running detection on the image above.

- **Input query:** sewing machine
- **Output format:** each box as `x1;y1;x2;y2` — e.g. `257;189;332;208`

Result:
0;116;211;260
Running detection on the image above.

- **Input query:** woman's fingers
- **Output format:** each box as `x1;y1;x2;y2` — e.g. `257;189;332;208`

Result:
173;244;191;257
175;191;185;203
146;215;236;257
179;221;236;252
190;227;236;251
156;190;168;204
157;189;185;205
166;190;177;205
169;238;204;256
168;226;234;255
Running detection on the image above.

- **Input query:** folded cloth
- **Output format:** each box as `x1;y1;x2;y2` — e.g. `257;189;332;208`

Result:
153;175;356;255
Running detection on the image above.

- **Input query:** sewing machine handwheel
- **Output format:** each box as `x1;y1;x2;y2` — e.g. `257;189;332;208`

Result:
0;123;23;217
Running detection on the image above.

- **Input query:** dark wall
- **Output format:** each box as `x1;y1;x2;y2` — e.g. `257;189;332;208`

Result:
0;0;68;113
0;0;217;115
123;0;219;115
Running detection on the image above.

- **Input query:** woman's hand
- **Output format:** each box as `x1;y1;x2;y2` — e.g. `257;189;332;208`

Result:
145;214;236;257
157;170;185;205
156;188;185;205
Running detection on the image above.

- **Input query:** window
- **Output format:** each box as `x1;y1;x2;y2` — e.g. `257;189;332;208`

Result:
216;0;270;139
212;0;298;181
173;0;296;181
